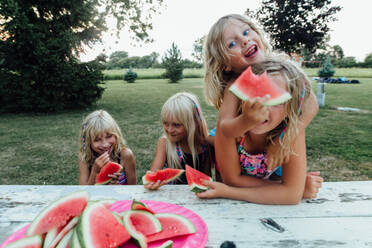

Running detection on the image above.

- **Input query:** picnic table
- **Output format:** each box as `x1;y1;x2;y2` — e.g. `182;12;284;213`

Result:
1;182;372;247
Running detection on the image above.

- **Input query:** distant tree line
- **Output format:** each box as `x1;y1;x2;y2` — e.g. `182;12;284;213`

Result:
104;50;203;70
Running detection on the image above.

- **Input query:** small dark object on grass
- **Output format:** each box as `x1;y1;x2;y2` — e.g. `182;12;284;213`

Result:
220;240;236;248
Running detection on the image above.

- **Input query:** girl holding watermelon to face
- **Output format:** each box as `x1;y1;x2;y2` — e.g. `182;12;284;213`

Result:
199;14;322;204
78;110;137;185
144;92;214;190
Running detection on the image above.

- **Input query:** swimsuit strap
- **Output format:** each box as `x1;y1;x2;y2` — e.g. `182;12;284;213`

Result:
175;143;184;164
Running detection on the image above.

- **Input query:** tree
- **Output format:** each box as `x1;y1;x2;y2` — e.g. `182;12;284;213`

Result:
246;0;341;55
162;43;183;83
318;56;335;78
191;36;205;64
0;0;162;112
363;53;372;68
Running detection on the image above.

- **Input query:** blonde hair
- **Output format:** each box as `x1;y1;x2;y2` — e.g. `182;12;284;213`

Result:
204;14;272;109
78;110;127;166
161;92;209;169
250;55;312;169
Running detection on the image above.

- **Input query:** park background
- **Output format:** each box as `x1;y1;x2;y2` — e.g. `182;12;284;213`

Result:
0;0;371;184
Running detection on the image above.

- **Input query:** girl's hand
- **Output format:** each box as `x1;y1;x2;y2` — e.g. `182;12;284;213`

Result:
108;172;121;185
196;180;230;199
93;152;110;174
303;171;323;199
143;171;167;190
241;95;270;125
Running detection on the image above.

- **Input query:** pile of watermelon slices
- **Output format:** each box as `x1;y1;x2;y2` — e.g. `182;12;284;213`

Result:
3;192;196;248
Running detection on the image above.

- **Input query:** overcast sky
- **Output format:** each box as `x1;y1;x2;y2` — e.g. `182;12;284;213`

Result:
80;0;372;62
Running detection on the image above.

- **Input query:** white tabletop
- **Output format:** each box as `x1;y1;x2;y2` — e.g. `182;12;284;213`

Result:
1;182;372;247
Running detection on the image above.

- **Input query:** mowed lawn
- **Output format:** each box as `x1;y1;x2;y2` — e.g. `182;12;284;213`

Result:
0;68;371;184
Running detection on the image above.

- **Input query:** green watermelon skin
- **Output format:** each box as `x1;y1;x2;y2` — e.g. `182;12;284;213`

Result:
76;201;130;248
229;66;292;106
146;213;196;243
142;168;184;185
185;165;212;193
95;162;123;185
26;191;89;236
131;199;155;214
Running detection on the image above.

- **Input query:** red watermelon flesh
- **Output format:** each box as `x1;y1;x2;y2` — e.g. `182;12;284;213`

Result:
26;191;89;236
185;165;212;193
146;213;196;243
95;162;123;185
142;168;184;185
5;235;43;248
229;66;292;106
77;202;130;248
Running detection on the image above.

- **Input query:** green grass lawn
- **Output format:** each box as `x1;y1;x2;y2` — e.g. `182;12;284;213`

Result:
1;69;371;184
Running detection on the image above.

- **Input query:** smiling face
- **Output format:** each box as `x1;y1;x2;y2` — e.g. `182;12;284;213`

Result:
162;117;187;143
223;19;265;74
250;74;288;135
91;132;117;155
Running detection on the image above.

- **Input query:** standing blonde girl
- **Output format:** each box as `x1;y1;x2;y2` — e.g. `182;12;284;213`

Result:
78;110;136;185
202;14;322;201
145;92;213;190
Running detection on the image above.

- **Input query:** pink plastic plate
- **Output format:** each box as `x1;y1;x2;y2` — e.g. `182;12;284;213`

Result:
0;200;208;248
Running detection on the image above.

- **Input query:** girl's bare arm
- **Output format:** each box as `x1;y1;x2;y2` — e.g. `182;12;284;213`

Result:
120;148;137;185
78;160;97;185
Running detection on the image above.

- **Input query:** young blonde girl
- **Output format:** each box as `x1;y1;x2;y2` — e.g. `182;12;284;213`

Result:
198;56;320;204
145;92;213;190
78;110;136;185
201;14;322;202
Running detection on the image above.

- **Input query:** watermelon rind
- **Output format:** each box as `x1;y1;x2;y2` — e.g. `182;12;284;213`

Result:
4;235;43;248
229;84;250;101
49;216;79;248
95;162;123;185
70;228;81;248
77;201;130;248
131;199;155;214
55;229;74;248
147;213;196;243
156;240;173;248
26;191;89;236
43;227;59;248
142;169;184;185
189;180;212;193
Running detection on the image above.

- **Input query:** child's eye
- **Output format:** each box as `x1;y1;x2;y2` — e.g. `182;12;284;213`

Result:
228;41;236;49
243;29;249;36
107;134;113;138
173;123;182;128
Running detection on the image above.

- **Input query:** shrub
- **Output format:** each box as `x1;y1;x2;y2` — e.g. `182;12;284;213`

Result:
124;69;138;83
318;56;335;78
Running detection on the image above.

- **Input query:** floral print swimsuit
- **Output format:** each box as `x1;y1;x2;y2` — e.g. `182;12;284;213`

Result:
237;137;282;179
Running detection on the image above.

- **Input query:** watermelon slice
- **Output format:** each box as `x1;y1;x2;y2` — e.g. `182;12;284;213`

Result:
95;161;123;185
4;235;43;248
229;66;292;106
142;168;184;185
185;165;212;193
146;213;196;243
131;199;155;214
48;216;79;248
121;209;163;248
43;226;62;248
55;229;73;248
26;191;89;236
76;201;131;248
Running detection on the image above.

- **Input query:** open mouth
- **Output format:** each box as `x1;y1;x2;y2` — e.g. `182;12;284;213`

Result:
244;45;258;58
